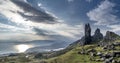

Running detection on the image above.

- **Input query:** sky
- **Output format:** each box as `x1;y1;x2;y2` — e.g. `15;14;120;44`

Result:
0;0;120;42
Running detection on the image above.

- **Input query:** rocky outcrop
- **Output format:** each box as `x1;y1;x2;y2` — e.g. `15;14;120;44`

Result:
103;31;120;42
78;24;120;45
79;24;103;45
92;28;103;42
84;23;92;45
98;31;120;46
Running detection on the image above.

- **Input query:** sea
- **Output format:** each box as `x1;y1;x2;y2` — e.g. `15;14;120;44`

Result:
0;40;69;55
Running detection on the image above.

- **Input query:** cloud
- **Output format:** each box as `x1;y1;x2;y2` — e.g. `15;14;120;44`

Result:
0;23;52;41
33;28;71;41
86;0;93;3
0;32;49;42
11;0;58;24
32;23;84;41
0;0;58;24
108;25;120;32
87;0;120;25
38;3;42;7
33;27;55;36
0;0;84;42
67;0;74;2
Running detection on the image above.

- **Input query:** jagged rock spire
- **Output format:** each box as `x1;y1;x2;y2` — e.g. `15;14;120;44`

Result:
93;28;103;42
95;28;100;34
84;23;92;44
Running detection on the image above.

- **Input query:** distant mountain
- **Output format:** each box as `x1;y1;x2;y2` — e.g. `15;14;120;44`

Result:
25;41;68;53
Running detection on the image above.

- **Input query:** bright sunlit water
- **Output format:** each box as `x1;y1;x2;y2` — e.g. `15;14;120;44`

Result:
0;41;68;54
15;44;33;53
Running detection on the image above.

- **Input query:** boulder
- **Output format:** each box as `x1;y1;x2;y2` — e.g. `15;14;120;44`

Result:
101;57;106;61
113;42;120;46
103;44;115;50
97;52;103;56
102;52;112;59
112;60;117;63
112;51;120;57
90;52;96;57
104;57;113;63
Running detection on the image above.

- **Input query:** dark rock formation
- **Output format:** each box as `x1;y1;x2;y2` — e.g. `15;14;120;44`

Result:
78;23;92;45
72;23;120;46
99;31;120;46
79;36;85;45
79;24;103;45
103;31;120;42
92;28;103;42
84;23;92;44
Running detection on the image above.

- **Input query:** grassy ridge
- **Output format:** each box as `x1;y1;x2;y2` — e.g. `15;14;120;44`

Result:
46;42;120;63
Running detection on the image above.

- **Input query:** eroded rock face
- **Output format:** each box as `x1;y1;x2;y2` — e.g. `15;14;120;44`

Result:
79;36;85;45
92;28;103;42
104;31;120;42
84;23;92;44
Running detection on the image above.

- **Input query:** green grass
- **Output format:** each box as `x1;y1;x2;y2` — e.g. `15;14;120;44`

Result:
46;45;103;63
46;42;120;63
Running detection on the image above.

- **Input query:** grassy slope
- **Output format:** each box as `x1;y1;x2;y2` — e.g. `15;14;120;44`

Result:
46;42;120;63
47;44;102;63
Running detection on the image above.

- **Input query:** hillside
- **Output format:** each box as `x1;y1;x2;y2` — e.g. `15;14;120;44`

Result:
0;41;120;63
46;42;120;63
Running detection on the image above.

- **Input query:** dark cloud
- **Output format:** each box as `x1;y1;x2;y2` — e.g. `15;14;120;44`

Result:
10;0;57;24
33;27;75;42
33;27;51;36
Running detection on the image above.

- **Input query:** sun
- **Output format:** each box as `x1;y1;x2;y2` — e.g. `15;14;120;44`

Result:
15;44;32;53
